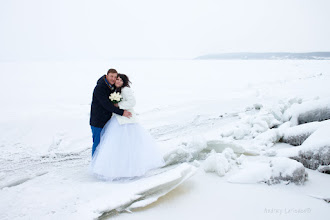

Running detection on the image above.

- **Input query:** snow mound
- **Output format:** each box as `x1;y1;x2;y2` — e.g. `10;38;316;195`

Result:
203;148;238;176
228;157;307;185
284;98;330;125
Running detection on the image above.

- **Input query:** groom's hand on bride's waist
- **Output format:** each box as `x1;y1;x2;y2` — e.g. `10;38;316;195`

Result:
123;110;132;118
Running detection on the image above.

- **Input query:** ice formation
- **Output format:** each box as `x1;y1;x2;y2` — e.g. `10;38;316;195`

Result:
228;157;308;185
203;148;238;176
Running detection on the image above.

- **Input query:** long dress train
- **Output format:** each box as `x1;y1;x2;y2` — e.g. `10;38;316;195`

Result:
90;116;165;181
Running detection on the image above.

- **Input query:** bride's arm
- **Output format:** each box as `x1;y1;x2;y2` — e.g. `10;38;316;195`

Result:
118;87;136;109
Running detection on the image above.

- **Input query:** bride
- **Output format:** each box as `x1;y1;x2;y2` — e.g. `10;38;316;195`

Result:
90;74;165;181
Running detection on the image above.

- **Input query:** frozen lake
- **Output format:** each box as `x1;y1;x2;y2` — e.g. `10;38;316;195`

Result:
0;59;330;219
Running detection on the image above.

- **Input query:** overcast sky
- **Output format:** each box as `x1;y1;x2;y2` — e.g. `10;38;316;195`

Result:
1;0;330;60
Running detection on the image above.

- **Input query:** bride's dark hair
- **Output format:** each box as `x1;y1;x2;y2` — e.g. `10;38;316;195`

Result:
116;73;131;93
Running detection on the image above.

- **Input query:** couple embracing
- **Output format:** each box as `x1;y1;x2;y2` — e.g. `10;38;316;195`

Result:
89;69;165;181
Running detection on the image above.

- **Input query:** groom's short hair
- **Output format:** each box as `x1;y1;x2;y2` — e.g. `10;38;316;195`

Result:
107;69;118;75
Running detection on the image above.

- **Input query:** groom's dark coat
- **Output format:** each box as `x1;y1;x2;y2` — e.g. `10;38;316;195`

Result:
90;75;124;128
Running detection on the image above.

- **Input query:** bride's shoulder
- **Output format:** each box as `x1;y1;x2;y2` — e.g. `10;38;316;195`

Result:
121;87;133;94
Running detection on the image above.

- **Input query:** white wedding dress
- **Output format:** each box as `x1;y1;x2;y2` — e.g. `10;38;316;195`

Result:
90;87;165;181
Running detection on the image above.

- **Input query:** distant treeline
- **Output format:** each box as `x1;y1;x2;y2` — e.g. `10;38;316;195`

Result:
196;52;330;60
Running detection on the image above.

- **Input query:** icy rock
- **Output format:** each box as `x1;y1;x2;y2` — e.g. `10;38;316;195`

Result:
284;98;330;125
289;124;330;172
291;146;330;170
318;165;330;174
281;120;330;146
203;149;237;177
268;157;308;185
282;131;313;146
253;103;263;110
298;108;330;124
228;157;307;185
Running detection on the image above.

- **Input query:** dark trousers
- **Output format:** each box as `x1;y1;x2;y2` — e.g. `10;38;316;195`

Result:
91;126;103;157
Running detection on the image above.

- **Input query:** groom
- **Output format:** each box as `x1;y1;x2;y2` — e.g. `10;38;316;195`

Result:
90;68;132;156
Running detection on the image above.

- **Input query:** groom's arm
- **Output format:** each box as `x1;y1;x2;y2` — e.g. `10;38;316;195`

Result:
94;87;124;116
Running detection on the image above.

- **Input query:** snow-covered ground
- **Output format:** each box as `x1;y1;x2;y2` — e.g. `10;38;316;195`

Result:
0;60;330;219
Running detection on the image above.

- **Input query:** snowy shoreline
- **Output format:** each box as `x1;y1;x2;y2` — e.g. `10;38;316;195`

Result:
1;60;330;219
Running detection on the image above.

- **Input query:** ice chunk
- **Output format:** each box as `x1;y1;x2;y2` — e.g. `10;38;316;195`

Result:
203;149;237;177
206;139;246;154
163;146;191;166
163;137;208;166
126;163;197;210
220;107;282;145
254;129;282;147
80;163;197;219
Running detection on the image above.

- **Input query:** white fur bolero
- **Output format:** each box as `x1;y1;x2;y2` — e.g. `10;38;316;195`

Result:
115;87;138;125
